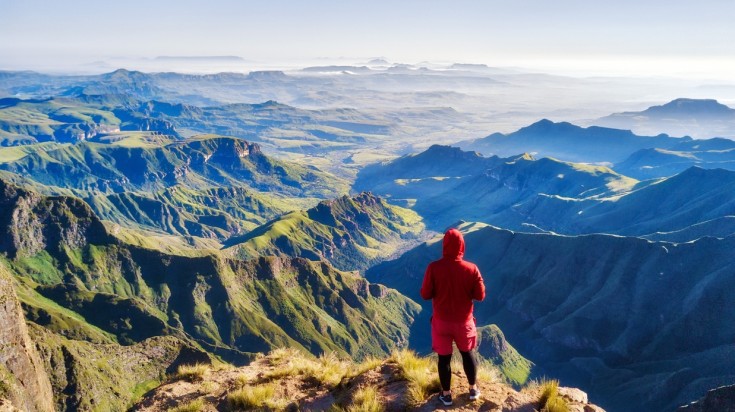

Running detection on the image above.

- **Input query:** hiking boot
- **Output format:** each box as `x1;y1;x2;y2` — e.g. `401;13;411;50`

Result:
438;392;453;406
469;388;481;401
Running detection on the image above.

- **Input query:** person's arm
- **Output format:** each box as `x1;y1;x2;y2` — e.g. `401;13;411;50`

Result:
471;267;486;301
420;264;434;300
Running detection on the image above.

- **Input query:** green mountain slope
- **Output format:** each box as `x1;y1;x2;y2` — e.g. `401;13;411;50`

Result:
0;95;177;144
0;94;393;156
0;178;419;365
0;128;344;241
226;192;425;271
0;135;345;197
85;185;298;240
368;223;735;411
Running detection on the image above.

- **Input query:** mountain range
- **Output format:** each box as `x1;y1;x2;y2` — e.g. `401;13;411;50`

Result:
458;118;685;164
2;68;735;411
0;177;420;409
356;144;735;242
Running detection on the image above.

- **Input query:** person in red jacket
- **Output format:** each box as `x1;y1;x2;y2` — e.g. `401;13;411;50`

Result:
420;228;486;406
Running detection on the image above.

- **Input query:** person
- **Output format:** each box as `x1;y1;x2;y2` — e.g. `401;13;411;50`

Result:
420;228;486;406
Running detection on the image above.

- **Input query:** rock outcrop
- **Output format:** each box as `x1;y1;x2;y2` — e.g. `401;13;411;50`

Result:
0;264;54;412
132;348;606;412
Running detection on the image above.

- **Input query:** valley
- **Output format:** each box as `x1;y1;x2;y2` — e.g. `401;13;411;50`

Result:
0;64;734;412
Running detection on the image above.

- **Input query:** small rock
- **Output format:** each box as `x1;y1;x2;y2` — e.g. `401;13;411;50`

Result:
559;387;588;404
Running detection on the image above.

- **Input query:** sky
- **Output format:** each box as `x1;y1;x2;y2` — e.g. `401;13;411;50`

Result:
2;0;735;78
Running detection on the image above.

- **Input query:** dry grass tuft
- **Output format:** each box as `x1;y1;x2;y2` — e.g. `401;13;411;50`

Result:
262;351;349;388
538;379;569;412
227;382;289;410
389;349;440;405
346;356;383;379
346;385;384;412
174;363;210;383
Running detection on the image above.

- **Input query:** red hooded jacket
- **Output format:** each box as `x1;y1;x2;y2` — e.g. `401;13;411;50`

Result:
420;229;485;323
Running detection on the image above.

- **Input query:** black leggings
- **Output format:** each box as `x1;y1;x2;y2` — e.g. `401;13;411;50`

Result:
438;350;477;391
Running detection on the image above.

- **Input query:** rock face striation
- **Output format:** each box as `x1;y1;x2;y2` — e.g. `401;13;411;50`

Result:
0;264;54;412
678;384;735;412
0;178;110;259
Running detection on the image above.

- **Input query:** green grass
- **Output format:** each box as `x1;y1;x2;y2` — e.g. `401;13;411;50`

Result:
12;251;64;284
99;132;173;148
131;379;162;405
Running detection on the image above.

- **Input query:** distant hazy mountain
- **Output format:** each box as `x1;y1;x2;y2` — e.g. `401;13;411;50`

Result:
368;223;735;412
302;65;373;73
0;95;393;154
356;145;735;242
458;119;685;163
62;69;165;101
595;98;735;139
225;192;424;271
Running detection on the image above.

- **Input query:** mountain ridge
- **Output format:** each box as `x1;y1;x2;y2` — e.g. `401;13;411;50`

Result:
458;119;685;163
226;192;425;272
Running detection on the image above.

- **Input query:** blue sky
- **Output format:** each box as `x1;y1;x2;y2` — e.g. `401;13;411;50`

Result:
2;0;734;77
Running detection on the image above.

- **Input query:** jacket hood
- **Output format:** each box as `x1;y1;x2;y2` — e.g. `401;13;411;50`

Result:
442;228;465;260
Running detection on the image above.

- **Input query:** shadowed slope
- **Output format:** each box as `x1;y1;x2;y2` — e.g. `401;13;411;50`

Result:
368;223;735;411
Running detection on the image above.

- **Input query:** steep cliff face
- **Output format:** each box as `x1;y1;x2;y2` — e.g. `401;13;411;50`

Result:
0;264;54;412
0;178;111;259
29;325;208;412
